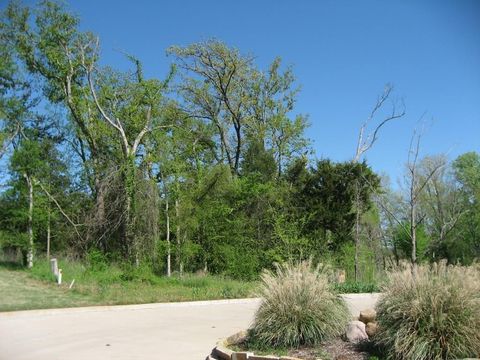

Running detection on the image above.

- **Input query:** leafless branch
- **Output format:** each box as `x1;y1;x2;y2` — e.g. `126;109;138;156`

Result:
354;84;405;162
0;123;21;159
36;180;85;242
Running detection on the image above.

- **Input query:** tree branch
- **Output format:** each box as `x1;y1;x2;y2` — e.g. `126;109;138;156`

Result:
354;84;405;161
36;180;85;243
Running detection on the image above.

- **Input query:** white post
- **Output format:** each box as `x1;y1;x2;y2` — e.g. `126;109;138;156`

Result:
50;258;58;277
57;269;62;285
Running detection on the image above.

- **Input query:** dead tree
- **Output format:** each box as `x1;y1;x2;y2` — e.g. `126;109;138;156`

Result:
352;84;405;281
418;155;465;260
406;130;444;275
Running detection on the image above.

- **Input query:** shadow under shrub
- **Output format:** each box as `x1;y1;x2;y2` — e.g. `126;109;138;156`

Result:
250;260;350;348
375;262;480;360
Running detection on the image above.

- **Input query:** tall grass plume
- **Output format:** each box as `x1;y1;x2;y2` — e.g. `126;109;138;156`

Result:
250;260;350;347
375;262;480;359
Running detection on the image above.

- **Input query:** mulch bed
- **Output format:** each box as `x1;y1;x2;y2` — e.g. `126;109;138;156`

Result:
288;338;371;360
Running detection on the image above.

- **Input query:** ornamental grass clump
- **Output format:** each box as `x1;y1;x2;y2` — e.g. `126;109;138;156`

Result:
250;261;350;348
375;262;480;360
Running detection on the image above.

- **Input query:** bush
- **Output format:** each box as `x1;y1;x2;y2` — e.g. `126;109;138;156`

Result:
85;249;108;272
250;260;350;347
375;262;480;359
332;281;380;294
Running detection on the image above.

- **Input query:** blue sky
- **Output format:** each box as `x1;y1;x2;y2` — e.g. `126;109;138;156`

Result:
24;0;480;182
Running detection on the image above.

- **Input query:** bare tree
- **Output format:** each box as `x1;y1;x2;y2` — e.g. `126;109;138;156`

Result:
405;128;444;274
352;84;405;281
418;155;465;260
354;84;406;162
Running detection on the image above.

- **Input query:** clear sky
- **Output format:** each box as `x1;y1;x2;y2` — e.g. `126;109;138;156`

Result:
22;0;480;182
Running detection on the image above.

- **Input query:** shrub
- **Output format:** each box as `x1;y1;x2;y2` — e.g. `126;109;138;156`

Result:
332;281;380;294
375;262;480;359
250;260;350;347
85;249;108;272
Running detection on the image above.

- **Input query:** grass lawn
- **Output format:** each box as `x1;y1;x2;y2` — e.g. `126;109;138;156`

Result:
0;259;378;312
0;264;96;311
0;261;258;312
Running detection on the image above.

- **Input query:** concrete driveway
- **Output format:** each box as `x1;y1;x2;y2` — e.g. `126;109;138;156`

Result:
0;294;379;360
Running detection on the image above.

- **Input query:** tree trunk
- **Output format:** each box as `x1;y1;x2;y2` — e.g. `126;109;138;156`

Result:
175;199;181;274
233;123;242;175
25;174;34;269
94;175;107;252
410;202;417;274
277;151;283;178
354;181;361;282
123;158;138;266
165;198;171;277
393;242;400;266
180;230;186;275
410;169;417;276
354;207;360;282
46;208;51;260
125;189;138;266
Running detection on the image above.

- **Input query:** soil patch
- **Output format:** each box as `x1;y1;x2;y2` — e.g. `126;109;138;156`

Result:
289;338;370;360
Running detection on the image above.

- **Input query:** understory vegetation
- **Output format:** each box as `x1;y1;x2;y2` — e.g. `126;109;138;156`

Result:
0;259;256;311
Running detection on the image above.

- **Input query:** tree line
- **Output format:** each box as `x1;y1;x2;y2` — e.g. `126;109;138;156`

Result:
0;1;478;280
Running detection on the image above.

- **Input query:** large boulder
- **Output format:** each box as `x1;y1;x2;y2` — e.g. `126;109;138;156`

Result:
345;320;368;343
359;309;376;324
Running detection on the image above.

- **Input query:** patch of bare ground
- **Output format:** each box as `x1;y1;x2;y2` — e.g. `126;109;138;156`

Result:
288;338;370;360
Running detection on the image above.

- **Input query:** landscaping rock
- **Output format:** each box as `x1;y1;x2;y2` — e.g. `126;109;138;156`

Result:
359;309;376;324
365;321;378;337
345;320;368;343
226;330;248;346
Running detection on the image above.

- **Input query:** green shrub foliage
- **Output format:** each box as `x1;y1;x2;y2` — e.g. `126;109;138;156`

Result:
250;260;350;347
375;262;480;359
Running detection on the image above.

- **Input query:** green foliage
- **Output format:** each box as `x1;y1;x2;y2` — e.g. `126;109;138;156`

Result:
375;262;480;359
19;258;256;305
0;230;28;250
242;140;277;181
332;281;379;294
216;244;260;281
453;152;480;197
0;0;478;289
392;223;430;262
287;159;381;251
448;152;480;263
85;249;108;272
251;261;350;347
